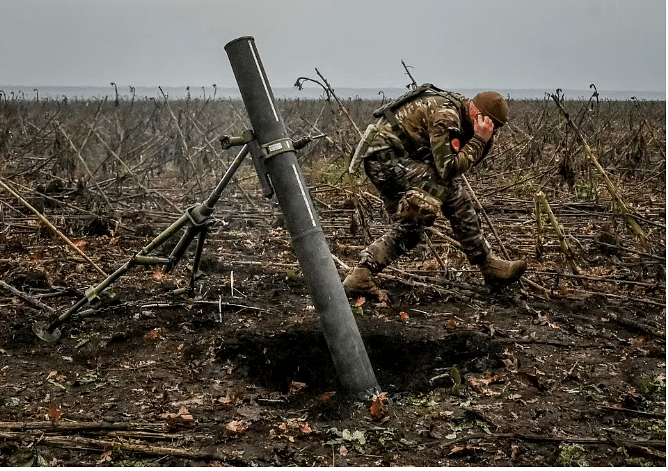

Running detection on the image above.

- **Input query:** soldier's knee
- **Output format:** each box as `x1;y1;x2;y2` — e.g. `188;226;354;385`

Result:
394;188;442;226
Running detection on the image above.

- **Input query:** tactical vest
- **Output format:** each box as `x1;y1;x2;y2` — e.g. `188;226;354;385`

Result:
373;83;465;154
348;84;466;175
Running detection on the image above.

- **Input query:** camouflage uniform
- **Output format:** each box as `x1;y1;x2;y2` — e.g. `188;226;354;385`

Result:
354;91;494;274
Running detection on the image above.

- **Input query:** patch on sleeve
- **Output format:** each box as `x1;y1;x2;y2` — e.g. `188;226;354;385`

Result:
451;138;460;152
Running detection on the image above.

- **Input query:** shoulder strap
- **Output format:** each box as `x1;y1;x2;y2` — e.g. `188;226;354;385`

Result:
373;83;435;118
372;83;462;154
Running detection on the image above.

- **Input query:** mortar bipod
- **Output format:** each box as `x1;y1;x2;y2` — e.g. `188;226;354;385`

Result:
32;131;324;343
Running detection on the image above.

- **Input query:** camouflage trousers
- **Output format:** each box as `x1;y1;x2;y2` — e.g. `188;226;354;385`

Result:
358;150;490;273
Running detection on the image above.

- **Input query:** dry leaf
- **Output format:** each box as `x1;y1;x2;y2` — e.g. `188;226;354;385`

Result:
226;420;248;436
271;418;312;441
73;240;87;251
96;450;112;464
299;422;312;434
145;328;162;341
176;406;193;420
449;444;478;457
354;297;366;307
48;406;63;422
160;406;193;421
317;391;336;403
152;269;165;280
399;311;409;321
467;375;501;393
369;392;388;420
219;391;244;405
288;381;308;395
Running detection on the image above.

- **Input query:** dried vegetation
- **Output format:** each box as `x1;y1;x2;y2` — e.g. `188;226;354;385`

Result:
0;86;665;466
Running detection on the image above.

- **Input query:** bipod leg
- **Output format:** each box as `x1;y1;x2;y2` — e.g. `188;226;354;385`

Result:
167;142;252;274
33;143;253;342
33;211;194;342
188;225;210;294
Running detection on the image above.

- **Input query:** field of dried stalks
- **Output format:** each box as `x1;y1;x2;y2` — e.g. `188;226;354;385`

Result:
0;90;665;466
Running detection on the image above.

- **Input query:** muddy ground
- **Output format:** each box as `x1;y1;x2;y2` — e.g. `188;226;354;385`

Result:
0;169;664;467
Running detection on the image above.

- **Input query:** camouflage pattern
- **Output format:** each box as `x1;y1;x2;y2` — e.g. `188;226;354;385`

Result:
355;91;494;273
356;93;493;181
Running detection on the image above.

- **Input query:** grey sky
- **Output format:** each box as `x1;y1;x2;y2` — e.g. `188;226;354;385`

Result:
0;0;665;92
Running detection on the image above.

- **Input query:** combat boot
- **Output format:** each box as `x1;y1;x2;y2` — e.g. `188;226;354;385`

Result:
343;267;378;293
343;267;390;302
480;255;527;285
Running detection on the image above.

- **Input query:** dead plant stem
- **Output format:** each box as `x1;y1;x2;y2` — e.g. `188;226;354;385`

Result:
0;177;108;277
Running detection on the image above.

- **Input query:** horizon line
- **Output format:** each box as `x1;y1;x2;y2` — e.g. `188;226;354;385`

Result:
0;84;665;94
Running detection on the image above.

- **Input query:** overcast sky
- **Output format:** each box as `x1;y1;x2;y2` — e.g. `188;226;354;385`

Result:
0;0;665;93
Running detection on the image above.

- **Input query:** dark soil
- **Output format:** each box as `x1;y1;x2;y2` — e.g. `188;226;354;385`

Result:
0;95;665;466
0;177;664;467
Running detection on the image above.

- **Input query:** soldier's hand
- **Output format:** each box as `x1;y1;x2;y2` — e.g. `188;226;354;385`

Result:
473;114;494;142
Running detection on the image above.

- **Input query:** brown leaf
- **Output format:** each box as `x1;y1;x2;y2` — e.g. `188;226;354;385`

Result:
517;372;547;392
226;420;248;436
219;391;244;405
449;444;478;457
369;392;388;420
445;319;458;330
288;381;308;396
399;311;409;321
467;375;501;393
96;450;112;464
144;328;162;341
48;406;63;423
299;422;312;434
176;405;193;420
160;406;193;421
317;391;337;403
354;297;366;307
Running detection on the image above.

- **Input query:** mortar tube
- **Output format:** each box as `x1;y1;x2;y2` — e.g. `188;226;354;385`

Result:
224;36;380;398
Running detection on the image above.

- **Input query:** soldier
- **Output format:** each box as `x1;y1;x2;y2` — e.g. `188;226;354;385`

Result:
343;85;526;298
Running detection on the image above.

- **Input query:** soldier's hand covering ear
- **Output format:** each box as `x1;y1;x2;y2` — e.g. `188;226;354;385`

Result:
473;114;494;142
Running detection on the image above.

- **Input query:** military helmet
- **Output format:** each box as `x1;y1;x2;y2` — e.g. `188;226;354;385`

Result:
472;91;509;127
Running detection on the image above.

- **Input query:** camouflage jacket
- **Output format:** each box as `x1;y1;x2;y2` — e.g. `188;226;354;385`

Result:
355;92;492;181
